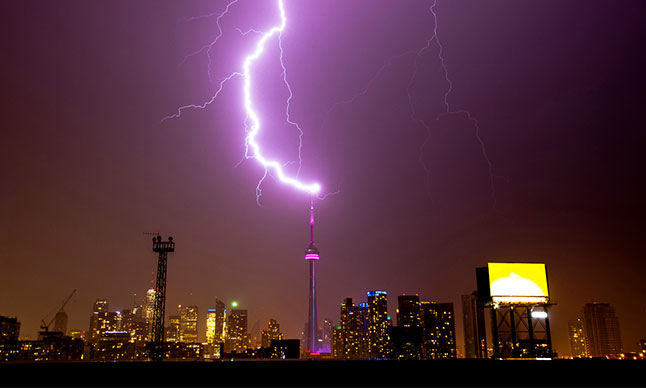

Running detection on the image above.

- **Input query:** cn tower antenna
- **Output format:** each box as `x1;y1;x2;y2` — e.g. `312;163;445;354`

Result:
310;195;315;243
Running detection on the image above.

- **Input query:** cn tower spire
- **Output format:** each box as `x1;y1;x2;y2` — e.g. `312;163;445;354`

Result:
310;196;315;243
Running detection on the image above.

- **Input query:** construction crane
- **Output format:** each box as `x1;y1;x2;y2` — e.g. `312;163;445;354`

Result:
40;289;76;332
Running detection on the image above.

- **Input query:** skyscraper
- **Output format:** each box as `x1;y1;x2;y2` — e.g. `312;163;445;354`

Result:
397;295;422;328
226;309;248;353
179;305;198;343
461;292;487;359
142;288;155;338
367;291;389;359
391;294;423;359
421;302;456;359
568;318;587;357
583;302;623;357
340;298;367;359
166;315;180;343
52;311;68;335
206;309;217;345
261;319;283;348
304;198;320;354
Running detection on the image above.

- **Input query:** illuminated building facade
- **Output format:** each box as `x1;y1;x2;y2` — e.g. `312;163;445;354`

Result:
340;298;367;359
213;298;226;345
261;319;283;348
367;291;389;359
225;309;248;353
179;305;199;343
88;300;119;345
421;302;456;359
142;288;155;340
331;326;343;358
583;302;623;357
166;315;180;343
568;318;587;357
462;292;487;358
397;295;422;328
206;309;217;345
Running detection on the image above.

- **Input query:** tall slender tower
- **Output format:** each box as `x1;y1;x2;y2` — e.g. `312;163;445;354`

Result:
305;197;320;354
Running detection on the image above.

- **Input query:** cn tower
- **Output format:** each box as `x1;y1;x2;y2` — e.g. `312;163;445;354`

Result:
304;197;320;354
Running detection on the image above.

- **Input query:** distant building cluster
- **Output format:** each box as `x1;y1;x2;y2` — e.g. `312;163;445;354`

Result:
315;291;456;360
0;290;295;362
566;302;629;359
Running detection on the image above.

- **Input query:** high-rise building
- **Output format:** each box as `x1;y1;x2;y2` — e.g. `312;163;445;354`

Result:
461;292;487;359
397;295;422;328
340;298;367;359
392;294;423;359
331;325;343;359
261;319;283;348
421;302;456;359
88;300;112;344
52;311;68;335
166;315;180;343
179;305;199;343
583;302;623;357
206;309;217;345
225;309;248;353
304;199;320;354
568;318;587;357
367;291;389;359
214;298;226;345
142;288;156;339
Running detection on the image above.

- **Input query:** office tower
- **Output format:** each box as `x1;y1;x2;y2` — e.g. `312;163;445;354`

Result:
397;295;422;328
583;302;623;357
340;298;367;359
166;315;180;343
88;299;110;344
421;302;456;359
121;309;147;344
179;305;199;343
304;198;320;353
226;309;248;353
367;290;389;359
462;292;487;359
143;288;155;327
391;294;423;359
359;303;369;334
331;325;344;359
261;319;283;348
568;318;587;357
52;311;68;335
206;309;217;345
213;298;226;345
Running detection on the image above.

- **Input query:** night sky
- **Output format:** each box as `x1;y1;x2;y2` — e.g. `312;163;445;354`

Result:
1;0;645;356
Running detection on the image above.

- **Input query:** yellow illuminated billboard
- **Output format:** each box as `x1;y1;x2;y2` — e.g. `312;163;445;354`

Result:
487;263;549;304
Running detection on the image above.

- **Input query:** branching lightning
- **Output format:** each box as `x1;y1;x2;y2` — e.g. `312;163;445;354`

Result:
411;0;497;209
164;0;323;206
323;0;497;209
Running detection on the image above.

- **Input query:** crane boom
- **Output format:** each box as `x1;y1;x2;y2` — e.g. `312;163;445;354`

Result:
40;289;76;331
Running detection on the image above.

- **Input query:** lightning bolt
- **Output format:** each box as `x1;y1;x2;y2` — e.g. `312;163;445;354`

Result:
410;0;497;209
164;0;323;206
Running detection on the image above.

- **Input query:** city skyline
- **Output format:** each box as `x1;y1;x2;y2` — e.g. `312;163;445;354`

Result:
1;0;645;361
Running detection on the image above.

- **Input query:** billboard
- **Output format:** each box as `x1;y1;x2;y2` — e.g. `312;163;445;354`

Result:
487;263;549;304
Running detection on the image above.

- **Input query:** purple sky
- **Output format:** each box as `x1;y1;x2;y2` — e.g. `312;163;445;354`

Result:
1;0;645;356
